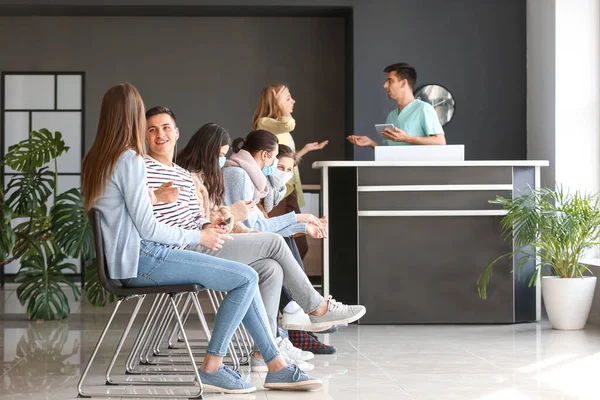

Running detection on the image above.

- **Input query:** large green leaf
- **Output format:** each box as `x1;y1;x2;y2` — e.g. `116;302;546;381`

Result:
15;241;81;320
11;209;51;261
5;129;69;172
84;258;117;307
6;167;53;216
0;192;16;264
51;188;94;260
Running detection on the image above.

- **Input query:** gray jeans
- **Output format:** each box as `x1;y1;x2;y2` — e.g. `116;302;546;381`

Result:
186;232;323;336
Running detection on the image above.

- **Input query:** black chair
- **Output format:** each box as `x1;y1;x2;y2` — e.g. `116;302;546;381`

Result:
77;209;204;399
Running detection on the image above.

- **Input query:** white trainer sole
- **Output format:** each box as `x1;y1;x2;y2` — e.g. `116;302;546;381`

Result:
202;384;257;394
281;322;335;332
308;307;367;331
264;379;323;391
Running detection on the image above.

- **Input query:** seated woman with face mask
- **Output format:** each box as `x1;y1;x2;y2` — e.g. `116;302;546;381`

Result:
222;130;325;238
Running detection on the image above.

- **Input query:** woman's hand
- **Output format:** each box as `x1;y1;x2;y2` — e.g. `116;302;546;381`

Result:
306;222;328;239
199;227;233;251
297;141;329;159
245;200;257;213
273;86;291;115
319;216;328;229
296;213;321;226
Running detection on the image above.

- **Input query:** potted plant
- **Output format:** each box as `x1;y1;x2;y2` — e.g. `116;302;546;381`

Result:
1;129;113;320
477;187;600;330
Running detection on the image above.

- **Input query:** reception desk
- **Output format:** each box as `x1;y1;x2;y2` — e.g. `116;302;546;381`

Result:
313;160;549;324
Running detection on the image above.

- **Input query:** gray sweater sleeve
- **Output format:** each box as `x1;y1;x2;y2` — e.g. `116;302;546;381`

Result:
223;166;307;235
116;153;199;246
262;174;287;213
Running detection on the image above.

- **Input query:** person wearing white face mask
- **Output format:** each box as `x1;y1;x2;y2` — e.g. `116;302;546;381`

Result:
262;144;294;214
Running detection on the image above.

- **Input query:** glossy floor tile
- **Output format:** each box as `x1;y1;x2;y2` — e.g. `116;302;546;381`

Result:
2;286;600;399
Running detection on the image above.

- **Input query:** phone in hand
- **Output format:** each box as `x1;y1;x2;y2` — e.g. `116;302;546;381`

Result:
218;216;233;227
375;123;396;135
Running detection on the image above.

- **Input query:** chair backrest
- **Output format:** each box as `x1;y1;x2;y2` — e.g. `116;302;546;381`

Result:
90;208;126;294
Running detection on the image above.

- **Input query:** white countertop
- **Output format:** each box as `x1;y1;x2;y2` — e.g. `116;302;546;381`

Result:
313;160;550;168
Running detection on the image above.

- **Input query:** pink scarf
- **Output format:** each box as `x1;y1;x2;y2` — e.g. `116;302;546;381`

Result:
224;149;269;202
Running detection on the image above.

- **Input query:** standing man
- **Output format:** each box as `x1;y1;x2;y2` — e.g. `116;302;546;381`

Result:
348;62;446;148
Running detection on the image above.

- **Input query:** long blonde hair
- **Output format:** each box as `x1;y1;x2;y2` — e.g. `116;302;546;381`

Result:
252;84;286;130
82;82;147;212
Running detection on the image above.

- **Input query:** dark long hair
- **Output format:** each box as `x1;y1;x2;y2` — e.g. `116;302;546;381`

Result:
231;129;278;156
177;122;231;205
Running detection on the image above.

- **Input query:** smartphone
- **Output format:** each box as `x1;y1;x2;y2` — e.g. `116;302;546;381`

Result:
218;216;233;227
374;123;396;134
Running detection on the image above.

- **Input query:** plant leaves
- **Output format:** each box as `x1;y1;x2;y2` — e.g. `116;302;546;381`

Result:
51;188;94;260
5;129;69;172
15;240;81;320
478;186;600;298
6;167;53;216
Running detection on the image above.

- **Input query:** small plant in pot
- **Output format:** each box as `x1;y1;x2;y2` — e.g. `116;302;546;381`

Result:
477;187;600;330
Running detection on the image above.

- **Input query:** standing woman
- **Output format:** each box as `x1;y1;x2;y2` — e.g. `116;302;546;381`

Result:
81;83;321;394
252;85;328;258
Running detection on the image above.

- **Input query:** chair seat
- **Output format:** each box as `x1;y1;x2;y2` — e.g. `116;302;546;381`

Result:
108;283;204;297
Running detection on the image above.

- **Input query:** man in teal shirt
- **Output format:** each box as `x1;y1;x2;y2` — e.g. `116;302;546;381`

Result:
348;63;446;148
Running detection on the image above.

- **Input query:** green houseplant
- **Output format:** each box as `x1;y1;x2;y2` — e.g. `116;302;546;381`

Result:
477;187;600;330
1;129;114;320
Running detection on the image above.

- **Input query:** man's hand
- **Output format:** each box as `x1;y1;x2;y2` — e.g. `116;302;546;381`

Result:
154;181;179;204
199;227;233;251
296;213;321;226
347;135;378;148
381;127;410;143
306;222;328;239
148;188;158;205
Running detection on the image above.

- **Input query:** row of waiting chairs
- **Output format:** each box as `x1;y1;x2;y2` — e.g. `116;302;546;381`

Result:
77;210;254;399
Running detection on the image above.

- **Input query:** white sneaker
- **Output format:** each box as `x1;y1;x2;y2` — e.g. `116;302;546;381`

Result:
281;308;334;332
308;296;366;331
250;353;313;372
278;336;314;361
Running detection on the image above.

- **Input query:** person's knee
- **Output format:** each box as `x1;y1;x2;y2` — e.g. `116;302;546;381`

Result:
266;233;287;251
245;266;260;286
257;260;283;285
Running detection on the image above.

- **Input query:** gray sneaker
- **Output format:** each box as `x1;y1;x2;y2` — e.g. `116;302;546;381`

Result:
309;296;366;330
264;364;322;391
198;365;256;394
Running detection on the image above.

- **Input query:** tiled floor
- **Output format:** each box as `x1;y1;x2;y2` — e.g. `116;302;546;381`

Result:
2;286;600;399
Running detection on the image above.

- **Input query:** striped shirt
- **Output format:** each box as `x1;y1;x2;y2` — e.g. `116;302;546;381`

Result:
145;157;209;241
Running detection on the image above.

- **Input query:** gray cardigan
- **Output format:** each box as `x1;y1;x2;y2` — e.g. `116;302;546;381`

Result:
93;150;199;279
262;173;287;213
222;166;307;236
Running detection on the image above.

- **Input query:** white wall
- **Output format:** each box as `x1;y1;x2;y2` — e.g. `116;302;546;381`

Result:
527;0;555;189
555;0;600;195
527;0;600;194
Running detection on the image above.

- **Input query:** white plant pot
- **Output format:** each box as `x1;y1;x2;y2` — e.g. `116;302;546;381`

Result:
542;276;597;330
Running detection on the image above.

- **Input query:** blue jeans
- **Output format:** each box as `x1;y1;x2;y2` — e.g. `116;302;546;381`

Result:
124;240;280;363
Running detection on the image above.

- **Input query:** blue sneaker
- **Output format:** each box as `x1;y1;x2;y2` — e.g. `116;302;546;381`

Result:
198;365;256;394
264;364;322;391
